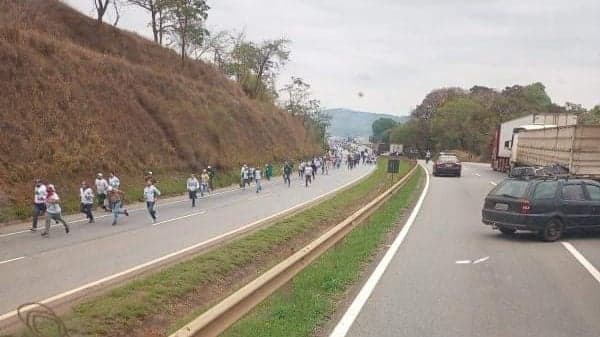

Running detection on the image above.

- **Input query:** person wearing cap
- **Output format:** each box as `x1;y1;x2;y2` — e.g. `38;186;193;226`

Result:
200;169;210;197
80;181;95;223
107;185;129;225
186;173;199;207
95;173;109;211
31;179;47;231
143;179;161;223
41;184;69;237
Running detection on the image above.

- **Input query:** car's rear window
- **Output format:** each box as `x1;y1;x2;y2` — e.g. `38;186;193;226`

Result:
532;181;558;200
438;155;459;163
561;184;586;201
490;180;530;198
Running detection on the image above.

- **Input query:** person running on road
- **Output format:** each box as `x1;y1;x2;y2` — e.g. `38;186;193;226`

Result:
304;163;313;187
41;185;69;237
109;172;120;188
143;180;161;223
283;161;292;187
207;166;215;192
265;163;273;181
187;174;200;207
95;173;109;211
311;160;317;180
200;169;210;197
254;166;262;193
107;186;129;225
241;165;250;189
80;181;95;223
299;161;305;178
31;179;47;231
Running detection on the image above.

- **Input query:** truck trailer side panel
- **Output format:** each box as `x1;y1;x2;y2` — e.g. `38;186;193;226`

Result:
515;125;600;177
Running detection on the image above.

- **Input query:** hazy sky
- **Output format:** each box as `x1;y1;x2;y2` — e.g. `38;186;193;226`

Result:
64;0;600;115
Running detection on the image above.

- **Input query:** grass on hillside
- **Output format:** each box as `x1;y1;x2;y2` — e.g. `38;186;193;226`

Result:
221;166;424;337
14;159;410;337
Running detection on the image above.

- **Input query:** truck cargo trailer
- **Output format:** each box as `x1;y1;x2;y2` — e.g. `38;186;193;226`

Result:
511;125;600;178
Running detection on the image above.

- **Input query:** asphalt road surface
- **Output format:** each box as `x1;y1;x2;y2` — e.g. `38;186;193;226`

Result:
0;164;373;318
342;162;600;337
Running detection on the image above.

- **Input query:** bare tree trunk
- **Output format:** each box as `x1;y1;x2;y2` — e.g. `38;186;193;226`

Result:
151;5;158;43
95;0;110;24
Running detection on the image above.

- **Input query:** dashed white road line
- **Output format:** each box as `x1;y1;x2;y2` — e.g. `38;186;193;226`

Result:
455;260;471;264
475;173;481;177
490;181;498;186
562;242;600;284
0;256;25;265
152;210;207;226
473;256;490;264
329;164;430;337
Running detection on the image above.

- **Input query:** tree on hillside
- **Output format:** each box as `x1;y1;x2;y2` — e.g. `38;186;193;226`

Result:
252;39;290;98
94;0;111;23
371;118;398;143
163;0;210;66
127;0;169;44
280;77;311;118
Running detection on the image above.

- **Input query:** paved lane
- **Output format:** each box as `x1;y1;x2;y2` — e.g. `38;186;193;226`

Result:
342;162;600;337
0;165;373;317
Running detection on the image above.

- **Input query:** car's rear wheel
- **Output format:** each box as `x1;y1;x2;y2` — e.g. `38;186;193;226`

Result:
498;227;516;235
537;219;564;242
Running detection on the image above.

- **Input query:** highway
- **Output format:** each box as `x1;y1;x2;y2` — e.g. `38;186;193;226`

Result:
0;164;373;319
335;162;600;337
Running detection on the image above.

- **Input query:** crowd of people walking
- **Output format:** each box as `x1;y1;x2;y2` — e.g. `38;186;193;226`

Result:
27;149;374;238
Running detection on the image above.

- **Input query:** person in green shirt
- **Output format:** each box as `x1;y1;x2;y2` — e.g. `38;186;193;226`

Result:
265;163;273;181
283;161;292;187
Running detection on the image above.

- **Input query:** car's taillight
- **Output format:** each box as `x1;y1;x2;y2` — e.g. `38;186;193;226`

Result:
520;200;531;214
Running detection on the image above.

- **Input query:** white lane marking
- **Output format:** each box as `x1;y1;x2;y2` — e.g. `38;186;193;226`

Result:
329;164;429;337
455;260;471;264
475;173;481;177
152;211;207;226
473;256;489;264
0;167;374;323
490;181;498;186
0;186;252;238
562;242;600;284
0;256;25;265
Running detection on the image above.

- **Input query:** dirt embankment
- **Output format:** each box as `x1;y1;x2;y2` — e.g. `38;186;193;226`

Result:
0;0;320;220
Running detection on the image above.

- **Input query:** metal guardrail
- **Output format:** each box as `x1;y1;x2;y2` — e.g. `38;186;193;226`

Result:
170;162;420;337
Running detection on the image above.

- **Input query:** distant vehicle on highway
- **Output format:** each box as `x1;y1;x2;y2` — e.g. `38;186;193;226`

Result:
482;177;600;241
432;154;461;177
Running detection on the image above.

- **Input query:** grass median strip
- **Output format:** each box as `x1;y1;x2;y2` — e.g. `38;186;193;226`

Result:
220;166;424;337
13;160;411;337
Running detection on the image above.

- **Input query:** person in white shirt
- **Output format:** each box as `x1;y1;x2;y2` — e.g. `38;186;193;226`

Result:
95;173;109;211
109;172;120;188
186;174;199;207
304;164;313;187
241;165;250;189
143;180;161;223
80;181;95;223
41;184;69;237
31;179;47;231
254;166;262;193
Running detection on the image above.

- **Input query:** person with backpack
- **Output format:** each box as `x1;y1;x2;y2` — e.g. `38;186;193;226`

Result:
283;161;292;187
107;186;129;226
41;184;69;237
31;179;47;231
80;181;95;223
186;174;200;207
143;180;161;223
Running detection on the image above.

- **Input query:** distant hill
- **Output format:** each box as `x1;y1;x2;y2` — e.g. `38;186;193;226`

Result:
325;108;409;137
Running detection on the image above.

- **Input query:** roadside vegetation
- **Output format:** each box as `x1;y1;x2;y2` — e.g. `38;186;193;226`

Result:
13;159;411;337
372;83;600;160
221;165;424;337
